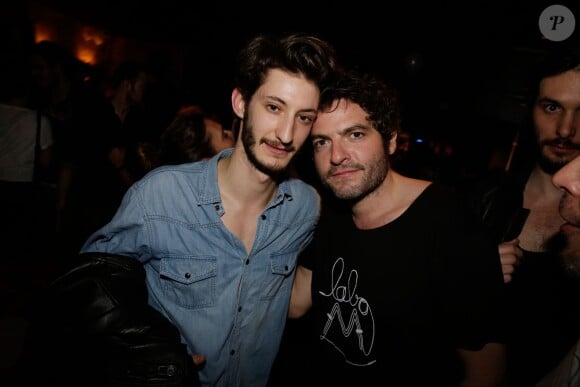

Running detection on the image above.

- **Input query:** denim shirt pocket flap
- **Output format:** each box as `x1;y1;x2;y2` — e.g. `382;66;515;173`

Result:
269;252;296;276
160;256;217;285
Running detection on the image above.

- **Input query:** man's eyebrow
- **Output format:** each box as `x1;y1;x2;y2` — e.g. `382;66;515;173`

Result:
536;96;560;104
263;95;286;105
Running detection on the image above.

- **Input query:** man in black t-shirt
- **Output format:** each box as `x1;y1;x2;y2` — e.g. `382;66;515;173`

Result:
284;69;507;387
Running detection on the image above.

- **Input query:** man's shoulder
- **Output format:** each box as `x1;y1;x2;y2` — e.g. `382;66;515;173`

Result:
280;179;321;221
284;178;320;201
144;162;206;179
134;162;207;192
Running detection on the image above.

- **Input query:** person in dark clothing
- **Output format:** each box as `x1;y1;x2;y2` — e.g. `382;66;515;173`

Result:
284;69;507;387
460;42;580;386
28;40;128;268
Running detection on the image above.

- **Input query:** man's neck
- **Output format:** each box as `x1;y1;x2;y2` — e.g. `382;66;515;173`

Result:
351;172;431;230
520;163;565;251
525;164;563;204
218;146;279;209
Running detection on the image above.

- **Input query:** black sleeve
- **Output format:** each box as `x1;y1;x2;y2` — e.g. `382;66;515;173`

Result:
433;189;507;350
28;252;200;387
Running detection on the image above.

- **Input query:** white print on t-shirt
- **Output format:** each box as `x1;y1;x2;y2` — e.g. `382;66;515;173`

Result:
318;257;376;366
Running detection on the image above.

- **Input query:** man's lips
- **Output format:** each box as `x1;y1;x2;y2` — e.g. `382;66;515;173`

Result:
329;169;359;178
549;143;580;154
560;222;580;234
264;141;291;155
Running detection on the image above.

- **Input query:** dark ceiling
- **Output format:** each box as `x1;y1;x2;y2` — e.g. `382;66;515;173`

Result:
30;0;547;51
16;0;580;142
28;0;562;87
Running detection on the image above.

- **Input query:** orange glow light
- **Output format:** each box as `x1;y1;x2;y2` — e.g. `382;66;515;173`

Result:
75;26;108;65
76;47;95;65
34;23;54;43
81;27;105;46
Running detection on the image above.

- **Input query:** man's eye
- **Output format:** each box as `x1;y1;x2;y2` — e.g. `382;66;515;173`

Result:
312;139;326;148
299;115;314;124
543;103;561;113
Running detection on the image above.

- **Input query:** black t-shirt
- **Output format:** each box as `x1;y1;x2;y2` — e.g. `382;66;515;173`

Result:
299;183;506;386
504;249;580;386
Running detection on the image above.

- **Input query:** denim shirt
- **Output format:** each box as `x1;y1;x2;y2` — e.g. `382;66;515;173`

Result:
80;148;321;386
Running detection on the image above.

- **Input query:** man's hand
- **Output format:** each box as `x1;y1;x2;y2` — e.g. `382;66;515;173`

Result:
192;354;206;367
498;238;523;283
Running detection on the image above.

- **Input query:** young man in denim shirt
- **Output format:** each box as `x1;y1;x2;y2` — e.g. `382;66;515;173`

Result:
79;32;339;386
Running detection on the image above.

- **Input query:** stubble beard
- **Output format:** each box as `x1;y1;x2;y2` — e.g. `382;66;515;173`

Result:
549;231;580;279
241;111;290;181
322;151;389;202
562;246;580;278
537;138;580;175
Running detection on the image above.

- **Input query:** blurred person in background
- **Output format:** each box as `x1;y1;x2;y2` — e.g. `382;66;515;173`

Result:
106;60;156;187
460;42;580;386
153;105;235;167
28;40;128;268
0;50;56;311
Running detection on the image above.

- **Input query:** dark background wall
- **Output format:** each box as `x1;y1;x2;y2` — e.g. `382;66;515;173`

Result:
6;0;580;175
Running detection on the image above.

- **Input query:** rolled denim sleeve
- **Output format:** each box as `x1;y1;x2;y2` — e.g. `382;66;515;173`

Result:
80;184;149;261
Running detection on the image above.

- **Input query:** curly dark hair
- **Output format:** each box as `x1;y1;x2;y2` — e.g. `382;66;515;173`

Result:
527;42;580;106
318;69;402;143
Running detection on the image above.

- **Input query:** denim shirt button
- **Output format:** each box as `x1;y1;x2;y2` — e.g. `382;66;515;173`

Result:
261;214;266;220
230;349;235;356
245;259;250;265
185;272;191;279
214;204;220;211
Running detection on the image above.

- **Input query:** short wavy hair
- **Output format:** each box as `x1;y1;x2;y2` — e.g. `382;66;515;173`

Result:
318;69;401;143
234;32;340;103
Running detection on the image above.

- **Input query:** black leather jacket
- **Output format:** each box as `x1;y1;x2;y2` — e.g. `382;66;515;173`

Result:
460;167;531;244
42;252;200;387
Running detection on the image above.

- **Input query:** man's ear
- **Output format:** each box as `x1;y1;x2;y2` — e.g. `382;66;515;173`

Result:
231;88;245;119
388;132;398;155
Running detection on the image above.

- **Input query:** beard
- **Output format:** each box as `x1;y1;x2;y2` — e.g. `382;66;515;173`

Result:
240;110;290;181
548;232;580;278
320;149;389;202
537;138;580;175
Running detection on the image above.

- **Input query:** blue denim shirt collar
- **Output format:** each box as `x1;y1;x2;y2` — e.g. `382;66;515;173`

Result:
197;147;294;207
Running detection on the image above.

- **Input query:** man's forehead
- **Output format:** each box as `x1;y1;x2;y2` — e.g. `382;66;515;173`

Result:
255;69;319;109
321;98;365;117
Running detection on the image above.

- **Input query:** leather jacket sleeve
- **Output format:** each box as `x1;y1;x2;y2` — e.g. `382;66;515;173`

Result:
47;252;200;387
460;170;530;243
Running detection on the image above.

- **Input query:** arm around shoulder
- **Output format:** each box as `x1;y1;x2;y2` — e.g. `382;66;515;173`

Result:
289;265;313;319
457;342;507;387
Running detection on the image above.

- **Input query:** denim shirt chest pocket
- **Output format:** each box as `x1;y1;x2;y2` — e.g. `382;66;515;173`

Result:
260;252;297;300
160;256;217;309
